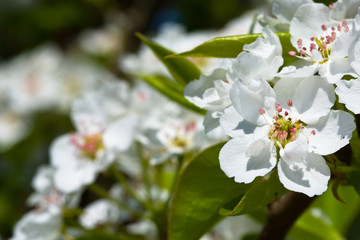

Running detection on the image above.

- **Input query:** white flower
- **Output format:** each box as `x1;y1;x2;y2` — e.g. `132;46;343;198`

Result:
328;17;360;114
50;82;138;193
219;76;355;196
184;68;232;133
11;165;78;240
0;108;29;152
288;2;360;83
185;27;282;133
11;206;62;240
227;27;283;83
0;44;63;114
258;0;312;32
80;200;121;229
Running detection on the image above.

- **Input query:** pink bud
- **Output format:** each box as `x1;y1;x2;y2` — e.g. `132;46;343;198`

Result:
321;24;327;31
311;130;316;135
287;99;293;107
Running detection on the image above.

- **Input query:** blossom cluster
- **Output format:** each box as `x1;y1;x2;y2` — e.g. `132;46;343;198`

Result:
9;0;360;239
185;0;360;197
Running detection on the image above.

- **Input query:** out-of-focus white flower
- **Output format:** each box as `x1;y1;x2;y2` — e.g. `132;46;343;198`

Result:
126;220;158;240
0;45;63;115
0;108;30;152
11;205;62;240
50;82;138;193
201;215;261;240
12;165;79;240
78;24;124;56
54;58;118;111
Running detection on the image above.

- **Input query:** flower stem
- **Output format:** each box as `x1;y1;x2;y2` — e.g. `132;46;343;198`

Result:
110;164;146;208
259;191;315;240
135;141;154;209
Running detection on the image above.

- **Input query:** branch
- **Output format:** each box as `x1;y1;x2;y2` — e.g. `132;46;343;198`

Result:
259;191;316;240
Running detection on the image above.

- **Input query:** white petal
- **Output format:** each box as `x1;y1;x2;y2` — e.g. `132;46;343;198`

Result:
290;3;336;52
229;28;283;82
230;80;276;125
326;58;356;84
219;137;276;184
11;207;62;240
279;137;330;197
184;68;228;110
273;0;312;22
331;0;360;20
273;76;303;108
220;106;257;138
71;92;106;134
350;36;360;75
336;79;360;113
203;111;220;134
278;152;330;197
54;162;98;194
103;114;138;152
50;134;79;169
294;76;335;124
32;166;54;194
308;110;355;155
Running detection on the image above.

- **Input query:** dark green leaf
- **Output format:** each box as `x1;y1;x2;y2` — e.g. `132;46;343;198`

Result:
168;142;252;240
136;33;201;86
136;74;206;115
169;32;297;66
219;170;287;216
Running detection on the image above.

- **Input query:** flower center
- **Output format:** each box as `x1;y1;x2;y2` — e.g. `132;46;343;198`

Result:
260;100;305;149
70;133;104;160
289;20;349;64
170;121;197;148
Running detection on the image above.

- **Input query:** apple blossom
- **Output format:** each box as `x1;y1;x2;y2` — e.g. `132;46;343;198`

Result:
219;75;355;196
50;82;139;193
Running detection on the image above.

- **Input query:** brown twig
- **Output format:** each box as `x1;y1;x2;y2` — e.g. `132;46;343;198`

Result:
259;191;316;240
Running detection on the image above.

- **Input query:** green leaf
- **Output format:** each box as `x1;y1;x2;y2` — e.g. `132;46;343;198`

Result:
174;34;259;58
288;185;360;240
219;170;288;216
169;32;297;66
136;74;206;115
350;128;360;166
349;171;360;196
168;142;252;240
136;33;201;86
288;215;343;240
